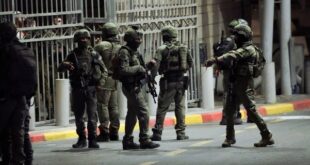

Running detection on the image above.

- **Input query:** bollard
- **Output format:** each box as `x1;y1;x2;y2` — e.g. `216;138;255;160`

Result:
118;82;127;119
55;79;70;126
29;97;35;131
201;66;215;111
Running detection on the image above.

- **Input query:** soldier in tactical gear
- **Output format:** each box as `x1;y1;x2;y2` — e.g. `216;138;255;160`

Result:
58;29;107;149
94;22;121;142
118;26;160;150
0;22;36;165
149;25;193;141
205;24;274;148
214;18;253;125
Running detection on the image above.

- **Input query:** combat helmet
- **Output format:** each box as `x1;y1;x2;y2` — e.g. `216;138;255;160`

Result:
0;22;17;41
123;25;142;43
102;22;118;39
228;18;249;34
161;25;178;38
233;24;253;40
73;29;91;42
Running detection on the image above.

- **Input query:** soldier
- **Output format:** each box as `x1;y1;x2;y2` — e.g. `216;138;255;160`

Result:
214;18;255;125
118;26;160;150
0;22;37;165
58;29;107;149
205;24;274;147
149;25;193;141
94;22;121;142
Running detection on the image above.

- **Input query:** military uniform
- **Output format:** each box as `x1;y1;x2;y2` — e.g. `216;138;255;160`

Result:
94;22;121;142
119;26;159;150
0;22;37;165
206;24;274;148
215;18;255;125
58;29;107;149
151;26;193;141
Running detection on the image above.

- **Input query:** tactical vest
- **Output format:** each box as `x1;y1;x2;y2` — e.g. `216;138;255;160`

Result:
234;45;256;77
158;42;188;75
119;46;144;84
68;48;99;88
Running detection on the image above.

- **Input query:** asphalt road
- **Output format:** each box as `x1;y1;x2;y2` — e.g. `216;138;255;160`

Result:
32;109;310;165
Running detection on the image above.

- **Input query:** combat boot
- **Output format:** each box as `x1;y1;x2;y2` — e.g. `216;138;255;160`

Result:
176;131;189;140
234;112;243;125
109;134;119;141
222;138;236;148
96;133;110;142
254;131;274;147
177;135;189;140
88;140;100;149
122;136;140;150
140;139;160;149
222;126;235;148
72;137;87;148
150;128;162;141
234;118;243;125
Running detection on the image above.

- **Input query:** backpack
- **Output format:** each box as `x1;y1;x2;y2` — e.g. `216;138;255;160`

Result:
90;50;108;85
7;41;37;98
252;45;266;78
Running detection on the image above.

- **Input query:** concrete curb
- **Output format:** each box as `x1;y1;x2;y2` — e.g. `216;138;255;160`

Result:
30;99;310;143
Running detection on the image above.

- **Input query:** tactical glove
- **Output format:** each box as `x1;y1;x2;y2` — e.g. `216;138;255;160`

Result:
205;58;217;67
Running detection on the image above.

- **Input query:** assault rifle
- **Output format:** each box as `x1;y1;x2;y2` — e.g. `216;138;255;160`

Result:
72;52;87;89
138;55;158;103
146;69;158;103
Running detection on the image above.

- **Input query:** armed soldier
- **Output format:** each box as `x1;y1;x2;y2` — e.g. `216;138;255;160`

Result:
0;22;37;165
214;18;255;125
118;26;160;150
58;29;107;149
94;22;121;142
149;25;193;141
205;24;274;148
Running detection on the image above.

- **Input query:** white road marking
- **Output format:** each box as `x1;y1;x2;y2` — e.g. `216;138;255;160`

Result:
139;161;158;165
165;149;187;157
264;116;310;120
190;140;213;147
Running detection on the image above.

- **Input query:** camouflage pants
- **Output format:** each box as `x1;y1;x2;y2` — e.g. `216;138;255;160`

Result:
122;84;150;142
96;88;120;136
71;87;98;140
225;76;268;139
153;80;186;136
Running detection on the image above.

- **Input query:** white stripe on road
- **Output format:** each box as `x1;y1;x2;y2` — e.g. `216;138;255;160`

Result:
263;116;310;120
165;149;187;157
245;125;257;129
139;161;159;165
190;140;213;147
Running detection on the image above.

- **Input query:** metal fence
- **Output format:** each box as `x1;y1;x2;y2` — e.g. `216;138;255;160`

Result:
0;0;200;123
114;0;200;102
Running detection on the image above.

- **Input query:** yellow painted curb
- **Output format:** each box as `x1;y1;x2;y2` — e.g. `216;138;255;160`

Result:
264;103;294;115
44;131;77;141
184;114;203;125
119;124;125;133
240;109;247;119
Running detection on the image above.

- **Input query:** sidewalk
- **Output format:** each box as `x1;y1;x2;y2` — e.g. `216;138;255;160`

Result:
29;94;310;143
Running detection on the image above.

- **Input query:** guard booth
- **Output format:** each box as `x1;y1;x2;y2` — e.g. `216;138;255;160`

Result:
0;0;201;123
